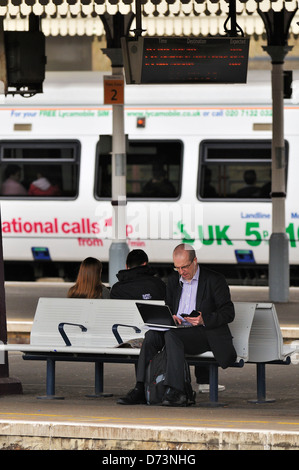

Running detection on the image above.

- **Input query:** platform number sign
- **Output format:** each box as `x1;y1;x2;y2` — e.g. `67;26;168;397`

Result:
104;75;124;104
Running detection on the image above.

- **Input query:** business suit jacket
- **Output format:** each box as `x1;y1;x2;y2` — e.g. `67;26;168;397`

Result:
166;266;237;369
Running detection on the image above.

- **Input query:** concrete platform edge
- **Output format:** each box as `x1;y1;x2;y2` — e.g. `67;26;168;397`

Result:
1;420;299;450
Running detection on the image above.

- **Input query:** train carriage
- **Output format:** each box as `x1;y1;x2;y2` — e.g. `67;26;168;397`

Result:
1;69;299;283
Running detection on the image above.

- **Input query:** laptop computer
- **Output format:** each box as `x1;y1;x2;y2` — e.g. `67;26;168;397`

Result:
136;302;189;329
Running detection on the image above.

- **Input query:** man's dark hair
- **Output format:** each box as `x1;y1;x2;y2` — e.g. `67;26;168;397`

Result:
126;249;148;269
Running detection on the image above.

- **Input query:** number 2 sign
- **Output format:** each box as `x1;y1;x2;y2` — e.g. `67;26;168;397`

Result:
104;75;124;105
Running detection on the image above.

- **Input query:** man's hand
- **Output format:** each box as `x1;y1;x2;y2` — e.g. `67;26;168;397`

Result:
174;312;205;326
185;311;204;326
173;314;182;325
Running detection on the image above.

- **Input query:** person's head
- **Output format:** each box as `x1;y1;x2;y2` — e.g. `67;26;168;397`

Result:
70;257;103;298
243;169;256;185
126;249;148;269
173;244;197;281
152;165;166;182
4;164;22;181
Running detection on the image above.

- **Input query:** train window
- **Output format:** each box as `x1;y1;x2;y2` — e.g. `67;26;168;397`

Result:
95;139;182;199
0;140;80;198
198;140;288;200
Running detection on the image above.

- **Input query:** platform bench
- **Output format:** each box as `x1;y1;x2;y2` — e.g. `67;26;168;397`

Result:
0;298;295;405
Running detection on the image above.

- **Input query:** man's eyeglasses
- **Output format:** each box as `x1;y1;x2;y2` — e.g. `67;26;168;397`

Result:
173;258;195;272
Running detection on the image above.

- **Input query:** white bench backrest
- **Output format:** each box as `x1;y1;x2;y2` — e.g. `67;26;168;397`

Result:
248;303;284;362
230;302;288;362
229;302;256;361
30;298;164;348
30;298;288;363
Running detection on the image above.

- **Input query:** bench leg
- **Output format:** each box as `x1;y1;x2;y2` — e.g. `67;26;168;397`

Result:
248;363;275;404
198;364;227;407
85;362;113;398
209;364;218;403
37;358;64;400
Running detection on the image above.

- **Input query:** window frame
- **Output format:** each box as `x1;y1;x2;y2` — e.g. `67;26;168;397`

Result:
197;139;289;201
0;139;81;200
95;137;183;201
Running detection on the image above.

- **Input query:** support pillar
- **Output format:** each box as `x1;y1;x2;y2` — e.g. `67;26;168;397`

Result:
100;13;133;286
265;49;291;302
0;209;22;395
103;48;129;287
259;8;297;302
108;79;129;287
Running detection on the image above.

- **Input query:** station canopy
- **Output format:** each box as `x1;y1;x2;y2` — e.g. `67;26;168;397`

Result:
0;0;299;36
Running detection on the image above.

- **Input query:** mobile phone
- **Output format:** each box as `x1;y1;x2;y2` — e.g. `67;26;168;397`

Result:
181;311;199;318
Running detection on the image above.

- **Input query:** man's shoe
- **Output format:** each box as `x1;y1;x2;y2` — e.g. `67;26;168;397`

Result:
161;387;188;407
198;384;226;393
117;387;146;405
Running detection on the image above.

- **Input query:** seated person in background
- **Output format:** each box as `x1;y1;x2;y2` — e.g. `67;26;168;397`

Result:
202;168;218;198
260;180;271;198
28;172;61;196
67;257;110;299
1;164;27;196
236;169;261;198
143;165;177;198
110;249;166;300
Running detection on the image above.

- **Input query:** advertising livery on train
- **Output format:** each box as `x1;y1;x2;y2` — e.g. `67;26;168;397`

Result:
0;70;298;283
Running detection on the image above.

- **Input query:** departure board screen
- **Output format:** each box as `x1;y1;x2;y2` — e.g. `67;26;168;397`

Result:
121;36;249;85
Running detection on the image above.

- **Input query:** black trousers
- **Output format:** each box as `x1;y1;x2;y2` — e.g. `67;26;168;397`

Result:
136;326;210;393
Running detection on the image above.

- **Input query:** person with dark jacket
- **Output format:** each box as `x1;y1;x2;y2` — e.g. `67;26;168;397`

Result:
110;249;166;300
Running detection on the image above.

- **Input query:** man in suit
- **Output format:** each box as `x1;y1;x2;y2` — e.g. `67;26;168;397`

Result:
117;243;236;406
